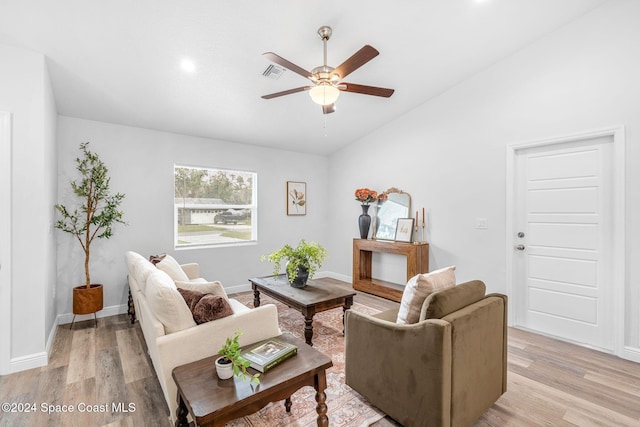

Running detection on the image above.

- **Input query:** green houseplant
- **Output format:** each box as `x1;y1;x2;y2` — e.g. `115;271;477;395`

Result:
261;239;328;288
55;142;125;320
216;330;260;384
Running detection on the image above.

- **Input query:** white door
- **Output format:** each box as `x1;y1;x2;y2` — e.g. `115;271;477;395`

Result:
514;135;614;352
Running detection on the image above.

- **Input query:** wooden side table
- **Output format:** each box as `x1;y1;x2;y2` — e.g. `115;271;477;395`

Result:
172;333;333;427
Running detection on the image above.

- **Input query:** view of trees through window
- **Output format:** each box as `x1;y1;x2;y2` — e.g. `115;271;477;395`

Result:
174;165;257;247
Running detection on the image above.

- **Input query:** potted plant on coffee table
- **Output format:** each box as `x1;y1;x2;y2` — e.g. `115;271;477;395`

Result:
261;239;328;288
216;330;260;384
55;142;125;328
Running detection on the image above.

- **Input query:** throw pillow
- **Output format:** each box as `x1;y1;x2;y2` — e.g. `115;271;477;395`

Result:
156;254;189;282
175;280;229;300
396;266;456;325
177;288;233;324
145;270;196;333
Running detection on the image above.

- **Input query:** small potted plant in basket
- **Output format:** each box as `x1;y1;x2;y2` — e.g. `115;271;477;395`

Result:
261;239;328;288
216;330;260;384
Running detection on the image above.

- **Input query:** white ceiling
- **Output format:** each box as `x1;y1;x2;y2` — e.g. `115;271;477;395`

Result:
0;0;608;155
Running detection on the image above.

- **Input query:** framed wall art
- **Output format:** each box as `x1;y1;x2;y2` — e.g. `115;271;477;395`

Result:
287;181;306;215
395;218;414;242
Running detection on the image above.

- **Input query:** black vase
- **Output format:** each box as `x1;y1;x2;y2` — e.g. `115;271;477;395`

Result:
287;264;309;288
358;204;371;239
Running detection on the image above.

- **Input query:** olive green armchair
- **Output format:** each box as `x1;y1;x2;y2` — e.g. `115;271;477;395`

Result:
345;280;507;427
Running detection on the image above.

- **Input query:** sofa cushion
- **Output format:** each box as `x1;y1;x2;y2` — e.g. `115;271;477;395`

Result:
126;251;156;294
396;266;456;324
175;280;229;300
177;288;233;324
156;255;189;282
420;279;487;320
134;257;156;295
145;269;196;334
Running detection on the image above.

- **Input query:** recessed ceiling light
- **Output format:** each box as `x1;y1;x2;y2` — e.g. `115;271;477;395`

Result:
181;59;196;73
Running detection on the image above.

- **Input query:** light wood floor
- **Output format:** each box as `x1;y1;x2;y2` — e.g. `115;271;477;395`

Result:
1;284;638;427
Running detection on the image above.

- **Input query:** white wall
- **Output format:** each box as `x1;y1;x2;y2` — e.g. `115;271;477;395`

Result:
327;0;640;352
56;117;330;316
0;42;58;373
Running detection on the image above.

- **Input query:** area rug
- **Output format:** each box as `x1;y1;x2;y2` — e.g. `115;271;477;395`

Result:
226;293;385;427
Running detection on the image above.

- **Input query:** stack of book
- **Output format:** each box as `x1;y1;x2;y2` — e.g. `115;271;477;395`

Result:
242;338;298;373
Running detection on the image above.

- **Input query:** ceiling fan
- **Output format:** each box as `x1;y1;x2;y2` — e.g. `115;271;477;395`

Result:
261;26;394;114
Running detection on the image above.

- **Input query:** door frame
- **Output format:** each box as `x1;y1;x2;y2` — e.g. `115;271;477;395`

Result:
0;111;12;374
506;126;626;357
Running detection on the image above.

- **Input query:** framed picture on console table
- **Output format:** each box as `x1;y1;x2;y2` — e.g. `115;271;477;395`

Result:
287;181;306;215
395;218;414;242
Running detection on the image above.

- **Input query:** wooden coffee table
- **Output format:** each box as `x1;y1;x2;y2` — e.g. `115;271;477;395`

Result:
172;333;333;427
249;275;356;346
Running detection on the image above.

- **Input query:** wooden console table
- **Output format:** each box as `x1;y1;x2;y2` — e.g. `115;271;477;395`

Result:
352;239;429;302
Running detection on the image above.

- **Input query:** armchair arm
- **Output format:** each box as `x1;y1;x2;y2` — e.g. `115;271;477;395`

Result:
180;263;200;280
345;310;452;427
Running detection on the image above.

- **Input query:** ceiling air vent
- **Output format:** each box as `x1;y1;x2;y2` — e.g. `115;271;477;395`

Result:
262;64;286;80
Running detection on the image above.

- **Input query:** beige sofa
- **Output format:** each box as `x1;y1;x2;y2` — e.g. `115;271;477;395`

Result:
345;280;507;427
124;251;281;422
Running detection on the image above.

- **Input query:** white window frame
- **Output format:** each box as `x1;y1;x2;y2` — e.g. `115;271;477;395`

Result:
174;164;258;249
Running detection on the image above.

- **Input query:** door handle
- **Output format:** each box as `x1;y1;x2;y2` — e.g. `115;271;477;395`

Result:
516;245;525;251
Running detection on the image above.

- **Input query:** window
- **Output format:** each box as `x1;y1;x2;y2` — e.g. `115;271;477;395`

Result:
174;165;257;248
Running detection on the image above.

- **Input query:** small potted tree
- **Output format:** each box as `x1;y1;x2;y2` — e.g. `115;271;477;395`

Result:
261;239;328;288
55;142;125;326
216;330;260;384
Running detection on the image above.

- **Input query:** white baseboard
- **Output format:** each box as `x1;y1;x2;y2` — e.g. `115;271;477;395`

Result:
9;351;48;373
56;303;128;325
46;318;58;356
623;346;640;363
225;283;252;295
316;270;351;283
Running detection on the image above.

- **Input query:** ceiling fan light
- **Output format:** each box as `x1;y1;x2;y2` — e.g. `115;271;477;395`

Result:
309;84;340;105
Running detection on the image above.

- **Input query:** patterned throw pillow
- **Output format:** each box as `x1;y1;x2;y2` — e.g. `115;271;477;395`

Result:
396;266;456;324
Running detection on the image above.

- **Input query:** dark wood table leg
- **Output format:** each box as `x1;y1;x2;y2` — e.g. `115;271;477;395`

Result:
175;394;189;427
314;371;329;427
342;296;353;334
284;396;292;413
252;285;261;307
303;311;315;346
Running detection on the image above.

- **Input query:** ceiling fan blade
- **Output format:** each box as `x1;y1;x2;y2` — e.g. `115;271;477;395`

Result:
340;82;394;98
322;103;336;114
332;45;379;80
263;52;314;80
261;86;311;99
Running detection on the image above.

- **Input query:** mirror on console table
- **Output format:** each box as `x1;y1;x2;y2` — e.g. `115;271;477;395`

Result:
373;187;411;240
